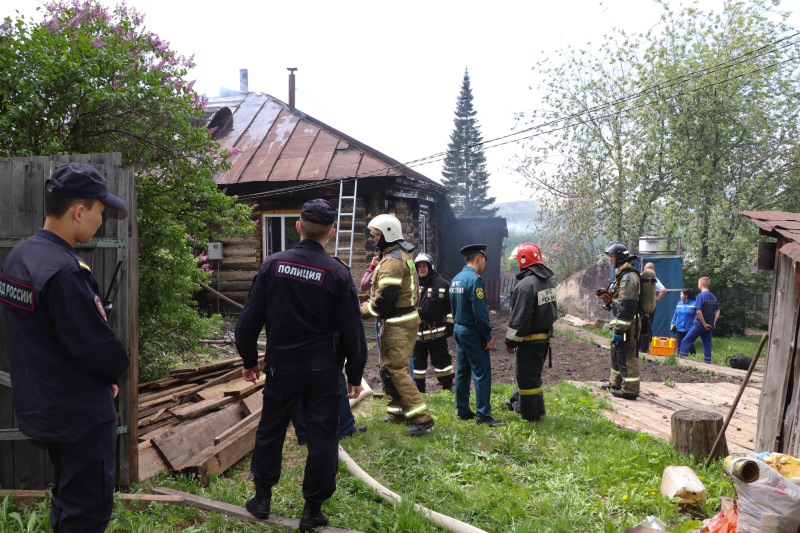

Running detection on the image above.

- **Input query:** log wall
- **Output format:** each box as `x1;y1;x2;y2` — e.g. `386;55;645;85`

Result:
201;186;445;312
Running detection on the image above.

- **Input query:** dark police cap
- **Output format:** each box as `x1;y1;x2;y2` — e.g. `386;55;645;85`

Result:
301;198;337;225
460;244;488;257
46;163;125;210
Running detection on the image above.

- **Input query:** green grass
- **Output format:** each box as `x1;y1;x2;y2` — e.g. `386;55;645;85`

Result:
1;383;733;532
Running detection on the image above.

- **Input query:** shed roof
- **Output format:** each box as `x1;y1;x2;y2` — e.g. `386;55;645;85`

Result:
204;92;445;193
741;210;800;263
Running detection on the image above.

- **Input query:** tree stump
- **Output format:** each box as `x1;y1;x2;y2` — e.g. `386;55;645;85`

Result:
671;409;728;462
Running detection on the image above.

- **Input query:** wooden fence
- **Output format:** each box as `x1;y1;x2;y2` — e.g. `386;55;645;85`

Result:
0;153;138;489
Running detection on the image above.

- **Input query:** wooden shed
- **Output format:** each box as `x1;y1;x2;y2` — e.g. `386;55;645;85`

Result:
198;91;460;312
0;154;138;489
742;210;800;454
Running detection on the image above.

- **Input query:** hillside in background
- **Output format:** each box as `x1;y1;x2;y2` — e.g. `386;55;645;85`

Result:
493;200;538;234
493;201;540;272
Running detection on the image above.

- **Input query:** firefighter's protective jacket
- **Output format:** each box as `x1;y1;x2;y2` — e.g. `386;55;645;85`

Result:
505;263;558;348
417;274;453;341
361;244;419;324
608;261;640;335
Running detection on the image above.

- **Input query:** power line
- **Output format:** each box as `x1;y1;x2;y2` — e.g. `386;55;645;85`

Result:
237;34;800;200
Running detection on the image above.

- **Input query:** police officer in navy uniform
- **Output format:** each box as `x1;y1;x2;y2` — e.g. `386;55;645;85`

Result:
449;244;506;427
0;163;129;533
236;199;367;532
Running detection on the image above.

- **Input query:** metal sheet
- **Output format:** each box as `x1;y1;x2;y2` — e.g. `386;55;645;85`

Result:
225;101;282;184
327;150;362;179
240;111;299;183
215;95;267;184
780;242;800;264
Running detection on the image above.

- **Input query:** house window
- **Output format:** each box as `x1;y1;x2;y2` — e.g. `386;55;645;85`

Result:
262;214;301;259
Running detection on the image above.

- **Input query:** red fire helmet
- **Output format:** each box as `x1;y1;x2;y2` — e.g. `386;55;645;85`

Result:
508;243;542;269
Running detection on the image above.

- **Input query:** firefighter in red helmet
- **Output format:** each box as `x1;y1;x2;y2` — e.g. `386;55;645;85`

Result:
504;243;557;421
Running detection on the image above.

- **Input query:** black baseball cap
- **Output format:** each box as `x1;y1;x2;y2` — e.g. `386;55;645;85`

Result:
301;199;337;225
46;163;125;210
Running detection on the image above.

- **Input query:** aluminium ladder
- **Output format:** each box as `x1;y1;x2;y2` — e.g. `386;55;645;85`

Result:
335;179;358;266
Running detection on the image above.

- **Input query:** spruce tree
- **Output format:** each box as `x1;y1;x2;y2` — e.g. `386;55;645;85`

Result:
441;69;497;217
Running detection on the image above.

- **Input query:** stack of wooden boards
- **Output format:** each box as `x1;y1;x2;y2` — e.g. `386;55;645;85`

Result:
137;353;265;484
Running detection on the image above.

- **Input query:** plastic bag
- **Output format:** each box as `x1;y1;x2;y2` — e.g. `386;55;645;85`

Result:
735;453;800;532
701;508;737;533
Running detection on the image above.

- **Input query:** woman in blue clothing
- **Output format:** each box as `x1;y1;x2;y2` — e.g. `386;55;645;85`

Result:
670;288;697;355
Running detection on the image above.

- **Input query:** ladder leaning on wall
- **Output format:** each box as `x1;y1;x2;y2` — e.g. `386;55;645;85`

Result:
335;179;358;266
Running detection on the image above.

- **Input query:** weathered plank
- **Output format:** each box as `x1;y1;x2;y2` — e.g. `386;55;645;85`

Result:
0;489;48;505
117;493;184;508
169;395;234;421
177;418;260;483
137;441;168;481
151;405;243;470
241;391;263;416
197;378;262;401
757;251;799;453
151;487;364;532
214;411;261;445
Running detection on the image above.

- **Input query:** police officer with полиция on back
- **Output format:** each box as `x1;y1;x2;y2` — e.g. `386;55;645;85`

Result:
1;163;130;533
236;199;367;532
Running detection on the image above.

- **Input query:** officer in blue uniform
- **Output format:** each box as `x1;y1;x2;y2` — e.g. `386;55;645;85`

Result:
449;244;506;427
236;199;367;532
0;163;129;533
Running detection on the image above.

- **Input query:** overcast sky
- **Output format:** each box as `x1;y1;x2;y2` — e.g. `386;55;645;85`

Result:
10;0;799;204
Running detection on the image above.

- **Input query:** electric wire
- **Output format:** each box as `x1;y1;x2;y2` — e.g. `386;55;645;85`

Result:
236;34;800;200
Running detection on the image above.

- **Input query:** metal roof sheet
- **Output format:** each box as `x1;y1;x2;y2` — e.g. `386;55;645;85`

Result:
741;211;800;241
780;241;800;263
204;92;445;191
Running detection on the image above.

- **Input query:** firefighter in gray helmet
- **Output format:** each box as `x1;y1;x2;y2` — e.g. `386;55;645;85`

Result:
600;242;641;400
504;243;557;421
361;214;435;437
412;253;455;393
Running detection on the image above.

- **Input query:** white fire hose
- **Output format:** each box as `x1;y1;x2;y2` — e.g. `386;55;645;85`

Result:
341;379;488;533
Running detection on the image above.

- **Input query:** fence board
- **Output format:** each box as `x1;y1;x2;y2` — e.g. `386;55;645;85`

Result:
756;251;800;453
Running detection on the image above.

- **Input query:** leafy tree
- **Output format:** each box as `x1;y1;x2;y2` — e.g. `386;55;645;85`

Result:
0;1;253;371
519;0;800;332
442;69;498;217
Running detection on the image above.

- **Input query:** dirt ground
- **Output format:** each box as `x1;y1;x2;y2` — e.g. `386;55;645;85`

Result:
362;308;737;393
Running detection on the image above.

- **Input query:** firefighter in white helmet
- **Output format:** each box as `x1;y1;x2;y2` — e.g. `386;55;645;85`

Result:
412;253;455;393
361;214;434;437
504;244;557;421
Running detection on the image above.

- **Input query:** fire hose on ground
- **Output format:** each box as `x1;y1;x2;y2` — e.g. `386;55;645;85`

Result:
343;381;488;533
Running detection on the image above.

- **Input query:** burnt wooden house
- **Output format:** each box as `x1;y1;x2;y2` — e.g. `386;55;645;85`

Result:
742;211;800;454
199;91;507;310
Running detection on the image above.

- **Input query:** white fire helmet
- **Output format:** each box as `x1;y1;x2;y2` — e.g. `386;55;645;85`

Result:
415;252;434;270
367;214;403;242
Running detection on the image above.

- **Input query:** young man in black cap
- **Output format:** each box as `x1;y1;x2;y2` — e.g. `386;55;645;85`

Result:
236;198;367;531
449;244;505;427
1;163;130;533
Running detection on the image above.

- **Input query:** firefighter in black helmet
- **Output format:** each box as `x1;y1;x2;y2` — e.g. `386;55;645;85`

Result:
600;242;640;400
412;253;455;393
